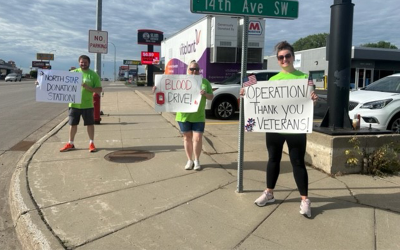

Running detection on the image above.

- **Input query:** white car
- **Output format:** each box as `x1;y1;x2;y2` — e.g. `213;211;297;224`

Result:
206;70;279;120
349;73;400;133
5;73;22;82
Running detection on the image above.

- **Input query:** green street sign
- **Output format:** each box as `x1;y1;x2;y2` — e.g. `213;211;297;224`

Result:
123;60;141;65
190;0;298;19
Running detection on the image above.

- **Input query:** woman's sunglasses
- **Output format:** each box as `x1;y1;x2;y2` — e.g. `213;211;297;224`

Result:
277;53;292;61
189;68;199;72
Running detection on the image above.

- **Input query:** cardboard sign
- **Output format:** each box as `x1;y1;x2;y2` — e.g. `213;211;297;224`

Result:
36;70;82;104
154;74;202;112
244;79;314;133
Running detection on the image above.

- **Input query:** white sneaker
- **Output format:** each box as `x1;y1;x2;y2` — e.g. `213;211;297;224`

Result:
193;160;201;171
300;199;312;218
185;160;194;170
254;191;275;207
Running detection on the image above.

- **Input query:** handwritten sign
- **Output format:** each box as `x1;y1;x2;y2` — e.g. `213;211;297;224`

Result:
244;79;314;133
36;70;82;104
154;74;202;112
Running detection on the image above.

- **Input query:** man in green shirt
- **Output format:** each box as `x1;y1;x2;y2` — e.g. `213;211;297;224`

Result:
60;55;102;153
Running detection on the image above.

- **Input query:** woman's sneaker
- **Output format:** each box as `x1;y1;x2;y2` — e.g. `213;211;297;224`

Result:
254;191;275;207
184;160;194;170
193;160;201;171
300;199;312;218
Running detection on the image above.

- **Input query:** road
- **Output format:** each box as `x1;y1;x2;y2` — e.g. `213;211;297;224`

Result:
0;79;67;250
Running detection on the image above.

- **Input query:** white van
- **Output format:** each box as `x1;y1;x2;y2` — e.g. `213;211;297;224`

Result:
206;70;280;120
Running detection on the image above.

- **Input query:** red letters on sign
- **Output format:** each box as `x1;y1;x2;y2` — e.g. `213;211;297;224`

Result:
164;79;192;90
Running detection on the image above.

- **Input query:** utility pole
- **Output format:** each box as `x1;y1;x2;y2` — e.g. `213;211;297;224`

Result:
320;0;354;130
109;42;116;82
95;0;102;77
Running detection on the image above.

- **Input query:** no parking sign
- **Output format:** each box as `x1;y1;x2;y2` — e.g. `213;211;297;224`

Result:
88;30;108;53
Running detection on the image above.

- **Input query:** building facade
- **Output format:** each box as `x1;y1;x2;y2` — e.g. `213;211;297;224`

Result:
264;46;400;90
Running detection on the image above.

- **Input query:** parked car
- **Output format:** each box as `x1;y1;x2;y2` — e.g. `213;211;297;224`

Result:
5;73;22;82
349;73;400;133
206;70;280;120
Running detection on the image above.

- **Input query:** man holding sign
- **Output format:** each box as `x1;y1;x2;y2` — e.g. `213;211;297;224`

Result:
59;55;102;153
242;42;318;218
153;60;213;170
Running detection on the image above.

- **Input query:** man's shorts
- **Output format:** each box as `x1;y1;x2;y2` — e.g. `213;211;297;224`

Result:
68;108;94;126
178;121;205;133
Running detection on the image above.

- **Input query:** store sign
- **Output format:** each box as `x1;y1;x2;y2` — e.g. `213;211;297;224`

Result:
141;51;160;65
123;60;141;65
32;61;46;68
249;21;263;35
138;29;163;45
37;53;54;61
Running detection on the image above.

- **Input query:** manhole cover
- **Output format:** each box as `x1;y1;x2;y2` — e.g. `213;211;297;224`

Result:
104;150;155;163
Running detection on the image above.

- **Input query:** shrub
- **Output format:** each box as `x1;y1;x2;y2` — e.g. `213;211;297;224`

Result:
345;137;400;176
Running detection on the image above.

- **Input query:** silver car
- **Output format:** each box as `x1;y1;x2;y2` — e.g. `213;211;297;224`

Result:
5;73;22;82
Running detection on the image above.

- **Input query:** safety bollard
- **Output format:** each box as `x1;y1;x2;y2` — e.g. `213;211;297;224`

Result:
93;92;101;124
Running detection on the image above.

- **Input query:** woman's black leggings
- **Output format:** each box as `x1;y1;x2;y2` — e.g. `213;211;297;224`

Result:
265;133;308;196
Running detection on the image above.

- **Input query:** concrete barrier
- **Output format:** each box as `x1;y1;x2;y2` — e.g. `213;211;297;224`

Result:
291;132;400;175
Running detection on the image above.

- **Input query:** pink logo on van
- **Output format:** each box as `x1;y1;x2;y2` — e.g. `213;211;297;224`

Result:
195;29;201;45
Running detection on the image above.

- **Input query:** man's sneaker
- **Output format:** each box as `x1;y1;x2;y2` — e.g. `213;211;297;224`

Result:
60;143;75;152
193;160;201;171
254;191;275;207
89;143;97;152
300;199;312;218
185;160;194;170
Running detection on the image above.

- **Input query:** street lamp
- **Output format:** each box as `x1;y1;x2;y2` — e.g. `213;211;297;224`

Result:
108;42;116;82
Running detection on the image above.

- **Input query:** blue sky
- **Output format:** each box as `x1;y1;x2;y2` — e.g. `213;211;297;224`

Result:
1;0;399;79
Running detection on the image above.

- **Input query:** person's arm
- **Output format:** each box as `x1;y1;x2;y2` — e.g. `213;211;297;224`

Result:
82;83;102;94
201;91;214;100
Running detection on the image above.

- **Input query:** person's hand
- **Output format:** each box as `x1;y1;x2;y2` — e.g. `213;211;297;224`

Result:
200;89;206;96
152;86;157;94
34;80;39;85
240;88;245;96
82;83;89;89
311;91;318;104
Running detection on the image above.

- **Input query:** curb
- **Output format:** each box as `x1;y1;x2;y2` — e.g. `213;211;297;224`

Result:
9;118;69;250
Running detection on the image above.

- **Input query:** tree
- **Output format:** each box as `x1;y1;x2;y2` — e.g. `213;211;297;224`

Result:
360;41;398;49
30;70;37;79
292;33;329;51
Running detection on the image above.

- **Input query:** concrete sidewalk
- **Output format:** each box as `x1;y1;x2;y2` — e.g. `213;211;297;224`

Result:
9;86;400;250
